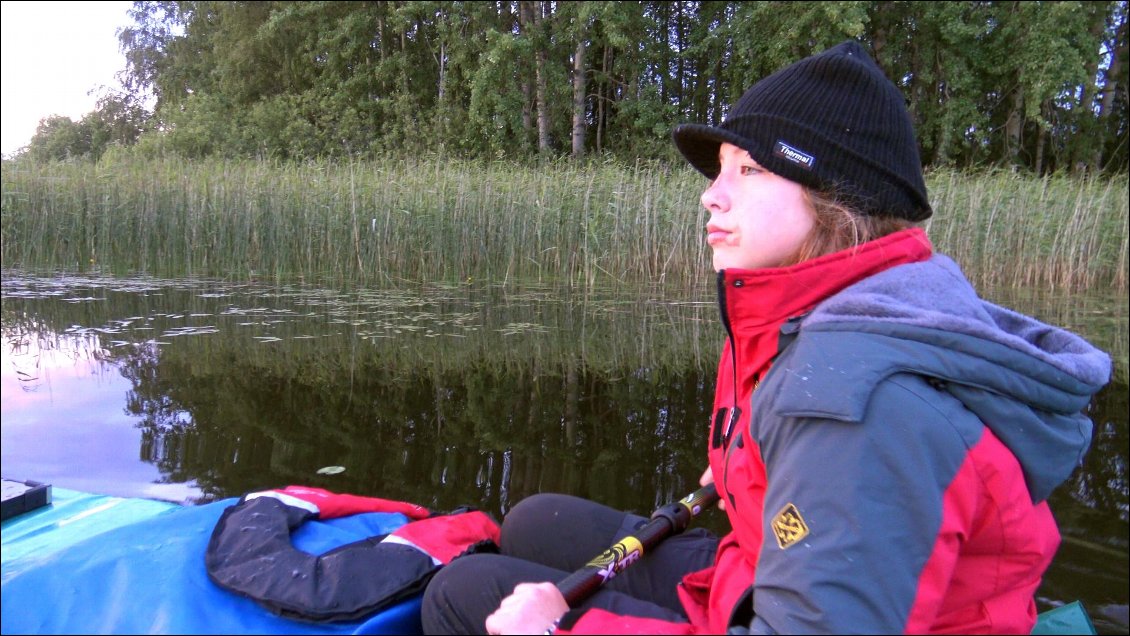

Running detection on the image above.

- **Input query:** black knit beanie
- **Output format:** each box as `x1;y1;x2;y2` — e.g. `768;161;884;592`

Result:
672;40;931;221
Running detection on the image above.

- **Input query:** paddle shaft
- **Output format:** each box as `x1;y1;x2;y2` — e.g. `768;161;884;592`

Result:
556;484;720;606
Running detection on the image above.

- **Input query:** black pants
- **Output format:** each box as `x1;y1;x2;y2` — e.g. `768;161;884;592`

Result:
421;493;719;635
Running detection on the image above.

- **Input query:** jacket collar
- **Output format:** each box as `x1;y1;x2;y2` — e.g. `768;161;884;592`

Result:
717;227;933;332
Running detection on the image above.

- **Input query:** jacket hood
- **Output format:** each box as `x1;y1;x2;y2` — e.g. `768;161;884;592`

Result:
783;254;1112;502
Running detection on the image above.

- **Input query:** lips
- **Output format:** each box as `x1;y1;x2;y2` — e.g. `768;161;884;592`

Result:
706;224;731;246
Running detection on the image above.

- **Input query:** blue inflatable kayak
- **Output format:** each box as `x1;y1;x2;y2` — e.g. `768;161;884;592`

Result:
1;481;424;634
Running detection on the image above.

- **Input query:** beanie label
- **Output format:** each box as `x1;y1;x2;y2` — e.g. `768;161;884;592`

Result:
773;141;815;170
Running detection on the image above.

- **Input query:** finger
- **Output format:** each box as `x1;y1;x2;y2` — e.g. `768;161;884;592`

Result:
484;611;504;635
699;465;713;486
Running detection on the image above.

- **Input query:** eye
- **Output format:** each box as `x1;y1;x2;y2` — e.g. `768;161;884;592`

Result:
740;165;762;176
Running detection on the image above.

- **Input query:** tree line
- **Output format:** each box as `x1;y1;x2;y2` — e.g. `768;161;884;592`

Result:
19;1;1129;175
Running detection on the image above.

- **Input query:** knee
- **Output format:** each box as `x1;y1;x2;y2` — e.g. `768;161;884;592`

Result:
421;555;499;635
501;493;575;544
503;493;560;525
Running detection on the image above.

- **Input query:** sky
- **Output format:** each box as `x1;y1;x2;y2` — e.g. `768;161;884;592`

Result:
1;0;135;158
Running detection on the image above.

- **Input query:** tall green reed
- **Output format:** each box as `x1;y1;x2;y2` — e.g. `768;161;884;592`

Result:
925;168;1128;292
2;157;1126;293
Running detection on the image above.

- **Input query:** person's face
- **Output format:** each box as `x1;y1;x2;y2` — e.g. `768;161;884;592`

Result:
702;143;815;271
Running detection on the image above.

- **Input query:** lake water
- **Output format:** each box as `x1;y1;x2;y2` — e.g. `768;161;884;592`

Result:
1;271;1126;633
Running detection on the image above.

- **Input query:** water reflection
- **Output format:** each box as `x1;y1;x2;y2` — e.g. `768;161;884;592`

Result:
1;327;203;502
1;272;1126;633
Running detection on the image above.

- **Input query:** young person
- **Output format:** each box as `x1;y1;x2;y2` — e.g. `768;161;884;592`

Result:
420;39;1112;635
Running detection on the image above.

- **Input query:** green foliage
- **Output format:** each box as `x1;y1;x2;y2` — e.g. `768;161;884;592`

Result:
159;92;243;158
13;1;1130;175
20;89;148;162
605;83;680;160
24;116;89;162
469;30;534;158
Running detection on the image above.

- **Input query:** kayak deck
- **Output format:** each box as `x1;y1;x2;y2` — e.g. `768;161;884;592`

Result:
1;480;423;635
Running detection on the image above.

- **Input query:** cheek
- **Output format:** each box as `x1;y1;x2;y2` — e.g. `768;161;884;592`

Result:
780;206;815;243
776;192;815;242
743;196;814;267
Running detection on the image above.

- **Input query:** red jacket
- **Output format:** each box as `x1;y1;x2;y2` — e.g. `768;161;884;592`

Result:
559;228;1099;634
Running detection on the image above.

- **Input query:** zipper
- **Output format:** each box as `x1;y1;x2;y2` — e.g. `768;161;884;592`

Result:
722;429;743;512
716;270;743;511
713;271;740;451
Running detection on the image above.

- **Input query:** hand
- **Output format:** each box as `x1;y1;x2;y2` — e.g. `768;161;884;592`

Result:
484;582;569;635
700;466;725;511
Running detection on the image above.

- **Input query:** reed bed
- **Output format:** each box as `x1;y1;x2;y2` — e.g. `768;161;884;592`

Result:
1;157;1126;293
925;168;1129;293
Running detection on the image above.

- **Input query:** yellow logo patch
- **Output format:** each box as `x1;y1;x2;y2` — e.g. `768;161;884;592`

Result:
771;503;810;549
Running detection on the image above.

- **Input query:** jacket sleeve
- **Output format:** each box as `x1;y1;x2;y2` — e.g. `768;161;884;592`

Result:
745;373;977;634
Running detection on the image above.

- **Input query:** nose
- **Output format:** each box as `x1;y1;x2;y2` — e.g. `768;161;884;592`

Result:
700;176;729;214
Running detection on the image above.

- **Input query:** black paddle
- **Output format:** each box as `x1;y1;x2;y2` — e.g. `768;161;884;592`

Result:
555;483;720;606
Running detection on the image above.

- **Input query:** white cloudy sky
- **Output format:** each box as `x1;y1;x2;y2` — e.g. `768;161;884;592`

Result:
1;0;134;158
